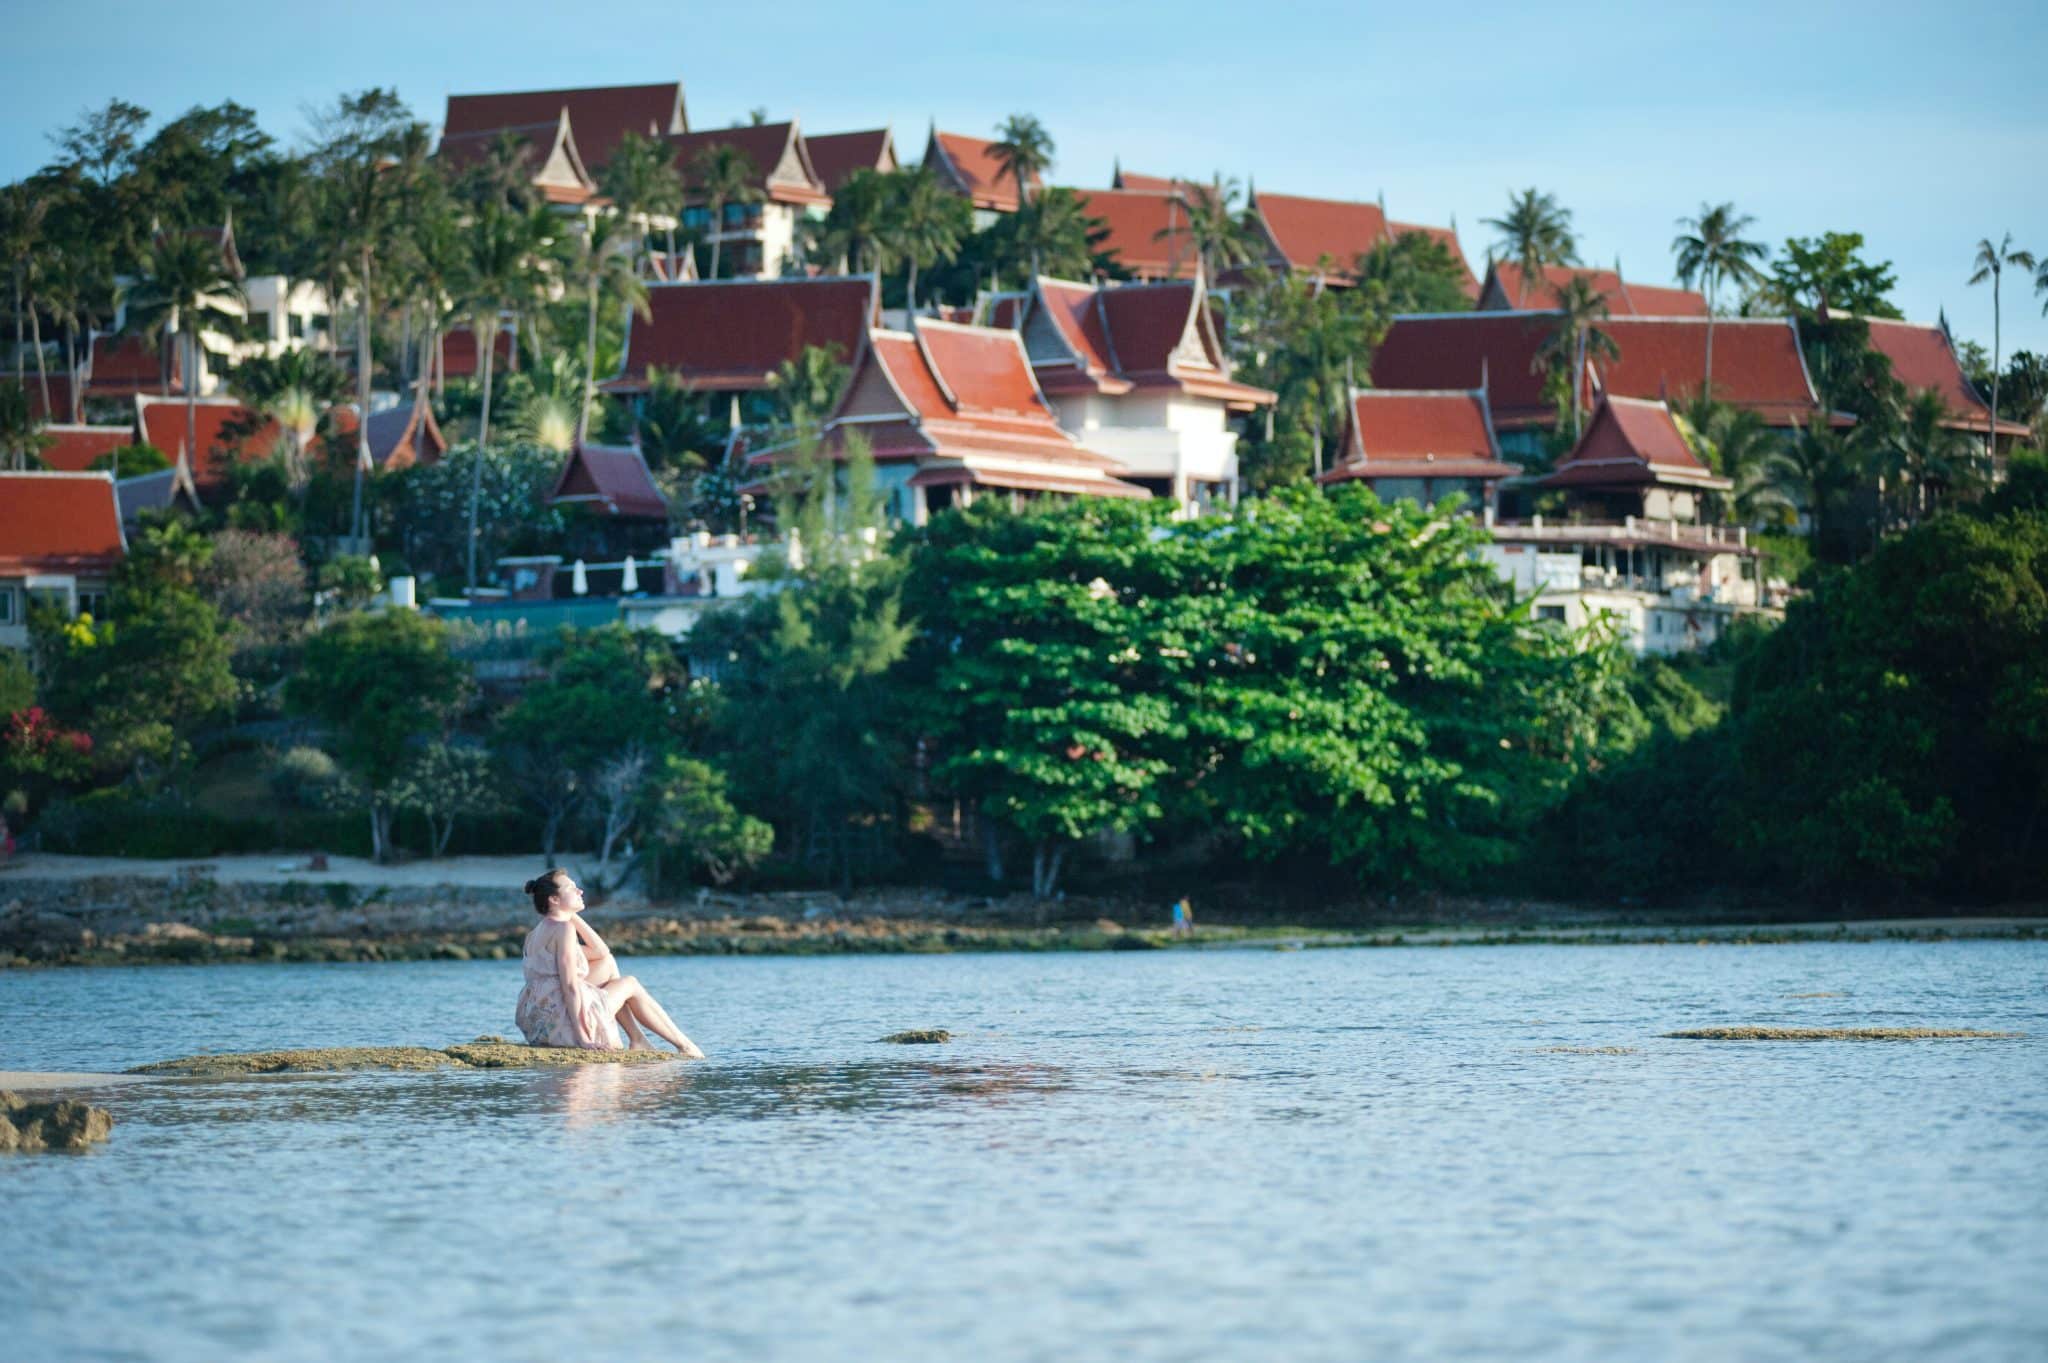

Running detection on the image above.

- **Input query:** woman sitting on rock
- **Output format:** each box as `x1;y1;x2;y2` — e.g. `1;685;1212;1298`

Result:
516;869;704;1057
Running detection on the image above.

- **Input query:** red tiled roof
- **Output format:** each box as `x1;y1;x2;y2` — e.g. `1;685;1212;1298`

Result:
1481;262;1707;316
443;82;685;169
1864;317;2029;438
1068;189;1199;281
135;395;283;494
1320;389;1515;484
1386;221;1481;299
440;326;516;379
924;131;1039;213
1013;278;1275;409
1252;192;1388;282
1372;313;1824;430
38;425;131;473
3;372;77;423
1596;317;1821;425
805;129;898;193
0;472;126;574
87;333;180;397
435;111;597;205
668;122;828;207
816;321;1144;498
606;276;875;393
1110;169;1181;193
548;443;668;519
1540;396;1727;489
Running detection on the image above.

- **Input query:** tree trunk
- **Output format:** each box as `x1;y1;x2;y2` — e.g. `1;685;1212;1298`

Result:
1988;277;2001;460
468;324;497;591
352;249;374;545
708;197;724;280
1571;326;1587;441
907;259;919;317
65;321;80;424
982;817;1004;883
185;327;198;485
579;281;598;447
29;305;50;417
1704;313;1716;402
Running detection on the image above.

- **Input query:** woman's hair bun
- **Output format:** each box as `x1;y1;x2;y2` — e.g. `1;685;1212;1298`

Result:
522;876;541;895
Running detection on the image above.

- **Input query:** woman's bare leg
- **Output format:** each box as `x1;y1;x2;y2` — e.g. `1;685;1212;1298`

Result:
599;976;704;1058
585;957;651;1048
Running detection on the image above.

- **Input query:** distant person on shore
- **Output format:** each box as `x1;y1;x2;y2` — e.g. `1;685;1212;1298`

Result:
516;869;704;1057
1170;897;1193;937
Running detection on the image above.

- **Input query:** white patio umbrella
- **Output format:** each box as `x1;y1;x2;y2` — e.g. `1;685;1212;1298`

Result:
571;559;589;595
621;555;639;592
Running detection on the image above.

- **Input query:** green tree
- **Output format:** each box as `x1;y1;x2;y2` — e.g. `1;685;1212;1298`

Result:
1762;232;1900;317
1968;233;2036;457
392;741;499;858
1671;202;1768;395
287;610;470;861
808;166;893;274
1483;188;1579;287
1354;230;1476;317
881;167;970;313
567;211;650;446
983;187;1106;287
687;142;764;280
766;343;851;436
228;348;351;489
128;228;246;475
0;380;51;471
599;131;685;271
1537;274;1617;440
987;114;1053;209
642;754;772;888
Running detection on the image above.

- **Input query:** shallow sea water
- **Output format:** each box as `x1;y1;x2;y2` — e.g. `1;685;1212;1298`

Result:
2;939;2045;1362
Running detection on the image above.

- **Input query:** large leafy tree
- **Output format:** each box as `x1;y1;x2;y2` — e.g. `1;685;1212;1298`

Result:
808;167;894;275
1761;232;1900;318
981;187;1106;288
1671;201;1768;395
599;131;685;271
287;610;471;862
1353;230;1475;317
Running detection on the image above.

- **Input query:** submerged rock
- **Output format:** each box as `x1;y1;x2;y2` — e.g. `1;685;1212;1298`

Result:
0;1091;115;1152
878;1029;952;1044
1666;1026;2023;1041
130;1041;681;1077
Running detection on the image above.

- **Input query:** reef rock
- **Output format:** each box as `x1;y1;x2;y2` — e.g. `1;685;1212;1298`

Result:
0;1092;115;1152
878;1029;952;1044
130;1040;681;1076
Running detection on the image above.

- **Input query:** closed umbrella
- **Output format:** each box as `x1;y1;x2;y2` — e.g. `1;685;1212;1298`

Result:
621;555;639;592
571;559;589;595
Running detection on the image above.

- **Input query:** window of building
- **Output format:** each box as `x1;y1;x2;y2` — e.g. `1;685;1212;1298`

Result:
682;206;712;230
309;314;330;334
1535;604;1567;623
27;587;73;618
289;313;306;339
77;591;110;620
0;586;15;624
246;310;272;339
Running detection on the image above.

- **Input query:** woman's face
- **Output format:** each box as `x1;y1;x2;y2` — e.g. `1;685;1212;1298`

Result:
552;877;586;915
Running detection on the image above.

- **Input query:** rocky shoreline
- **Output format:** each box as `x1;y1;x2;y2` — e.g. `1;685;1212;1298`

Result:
1;872;2041;969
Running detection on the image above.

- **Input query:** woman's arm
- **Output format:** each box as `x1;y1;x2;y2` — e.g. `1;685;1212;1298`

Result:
571;914;614;967
551;922;595;1047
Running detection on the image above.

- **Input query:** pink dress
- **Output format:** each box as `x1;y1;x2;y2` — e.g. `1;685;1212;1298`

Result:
515;919;624;1050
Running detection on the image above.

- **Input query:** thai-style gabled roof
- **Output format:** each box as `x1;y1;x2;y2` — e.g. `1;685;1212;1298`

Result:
133;394;313;496
812;321;1147;499
161;217;244;282
805;128;899;193
1110;168;1182;193
1065;188;1198;281
548;443;668;519
1539;395;1730;491
1478;261;1708;316
360;401;449;470
2;372;77;423
604;275;877;394
1863;317;2030;438
37;424;131;473
668;121;829;208
1249;191;1475;294
1371;312;1828;430
115;466;198;523
442;82;686;170
435;109;598;206
645;250;699;283
439;325;516;379
1010;276;1275;410
1319;389;1517;484
85;332;180;399
923;130;1039;213
0;471;127;575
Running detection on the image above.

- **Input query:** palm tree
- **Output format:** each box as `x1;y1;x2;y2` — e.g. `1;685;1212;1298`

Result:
1000;188;1104;285
567;213;651;445
457;204;559;590
1890;387;1984;524
1969;233;2037;456
1163;174;1257;281
130;229;247;478
229;348;352;489
809;167;894;274
1534;276;1615;441
987;115;1053;209
687;144;764;279
1672;202;1768;396
881;168;968;312
1483;188;1579;298
0;380;50;470
0;186;48;382
599;132;685;274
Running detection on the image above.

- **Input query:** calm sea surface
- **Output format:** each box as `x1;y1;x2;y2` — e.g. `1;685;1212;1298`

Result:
3;940;2044;1362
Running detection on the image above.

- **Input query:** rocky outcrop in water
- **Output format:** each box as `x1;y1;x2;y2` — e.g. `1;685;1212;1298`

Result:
0;1091;115;1151
879;1029;952;1044
129;1038;684;1076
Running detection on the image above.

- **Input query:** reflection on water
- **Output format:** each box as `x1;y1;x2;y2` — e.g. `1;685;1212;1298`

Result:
3;941;2045;1363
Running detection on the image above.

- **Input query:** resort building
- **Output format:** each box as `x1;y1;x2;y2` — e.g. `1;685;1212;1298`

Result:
603;275;877;423
35;424;131;473
992;274;1275;511
437;324;517;380
1862;316;2032;448
668;121;831;278
0;471;126;650
1065;189;1203;281
784;319;1149;524
923;129;1038;226
1370;312;1829;460
441;81;688;171
806;128;898;194
1483;395;1759;656
1475;262;1707;316
435;108;600;213
1244;190;1478;297
1317;388;1516;516
4;372;79;423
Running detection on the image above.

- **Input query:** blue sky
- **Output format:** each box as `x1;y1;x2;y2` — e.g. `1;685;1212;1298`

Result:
11;0;2046;355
